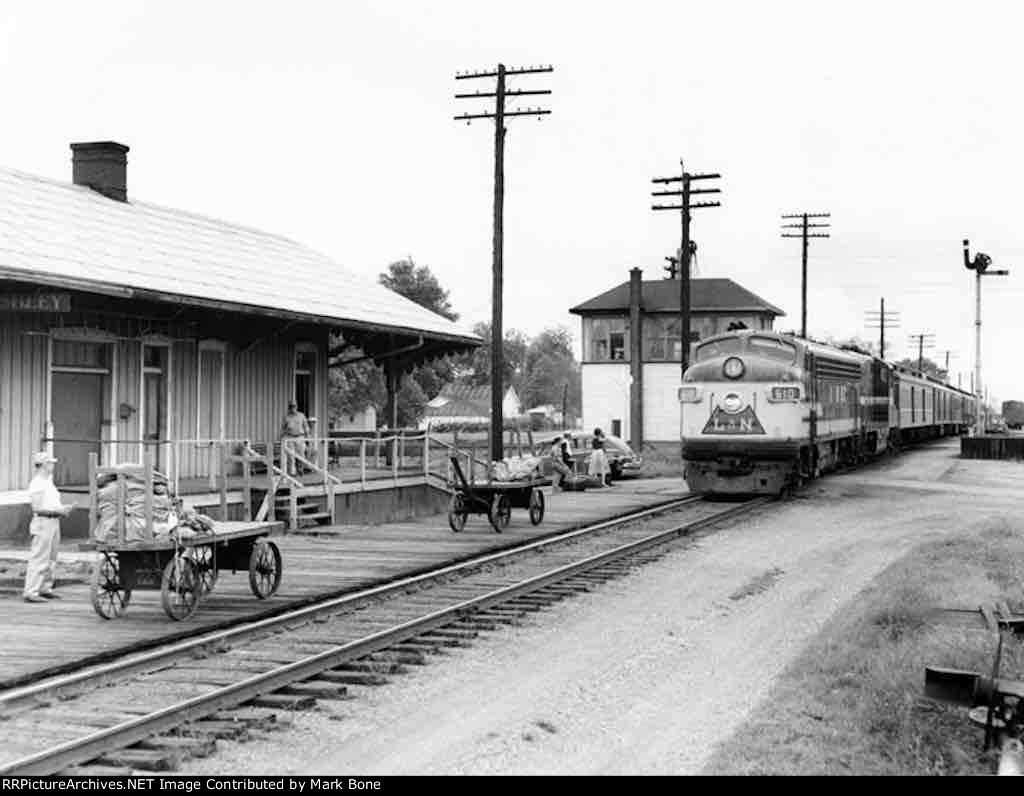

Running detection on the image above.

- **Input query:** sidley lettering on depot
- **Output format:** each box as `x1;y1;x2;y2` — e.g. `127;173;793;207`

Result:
0;293;71;312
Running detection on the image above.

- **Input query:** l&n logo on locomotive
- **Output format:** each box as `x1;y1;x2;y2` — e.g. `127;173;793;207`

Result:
702;405;766;435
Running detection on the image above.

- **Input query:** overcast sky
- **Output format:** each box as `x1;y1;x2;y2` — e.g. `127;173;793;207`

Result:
2;1;1021;403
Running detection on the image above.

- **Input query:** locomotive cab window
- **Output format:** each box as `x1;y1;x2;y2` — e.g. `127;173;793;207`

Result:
747;336;796;363
696;337;742;361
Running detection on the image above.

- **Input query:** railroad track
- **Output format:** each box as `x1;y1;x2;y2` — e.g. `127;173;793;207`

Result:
0;494;766;775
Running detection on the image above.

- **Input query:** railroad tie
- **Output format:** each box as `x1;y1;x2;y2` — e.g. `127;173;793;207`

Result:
209;708;282;729
61;766;134;777
281;680;349;700
189;720;251;740
316;669;390;687
135;734;218;759
416;633;471;647
95;747;181;772
426;627;480;640
365;650;428;666
248;692;318;711
336;660;408;675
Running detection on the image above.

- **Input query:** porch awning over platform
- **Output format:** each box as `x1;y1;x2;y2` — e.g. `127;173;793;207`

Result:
0;166;478;348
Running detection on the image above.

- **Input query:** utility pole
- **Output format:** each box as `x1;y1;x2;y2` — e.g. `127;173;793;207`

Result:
938;350;957;381
864;298;900;359
652;161;721;376
963;239;1010;434
781;213;831;338
455;64;553;462
907;333;936;373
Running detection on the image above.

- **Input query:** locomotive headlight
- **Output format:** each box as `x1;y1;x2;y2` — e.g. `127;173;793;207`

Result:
770;386;801;401
723;356;745;379
678;386;701;403
722;393;744;413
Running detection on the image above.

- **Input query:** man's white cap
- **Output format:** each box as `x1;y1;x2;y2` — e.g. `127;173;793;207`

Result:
32;451;57;467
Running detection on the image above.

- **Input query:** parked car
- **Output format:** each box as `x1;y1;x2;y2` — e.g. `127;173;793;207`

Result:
533;432;643;481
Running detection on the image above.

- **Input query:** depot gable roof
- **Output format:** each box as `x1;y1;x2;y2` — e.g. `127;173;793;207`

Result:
0;165;478;346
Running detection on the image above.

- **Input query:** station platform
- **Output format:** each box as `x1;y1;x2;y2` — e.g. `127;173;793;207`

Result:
0;477;687;689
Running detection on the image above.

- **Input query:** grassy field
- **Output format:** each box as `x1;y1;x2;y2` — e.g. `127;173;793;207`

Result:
703;517;1024;775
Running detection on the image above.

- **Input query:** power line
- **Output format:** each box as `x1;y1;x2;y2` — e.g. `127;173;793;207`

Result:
781;212;831;338
652;161;721;376
455;63;553;462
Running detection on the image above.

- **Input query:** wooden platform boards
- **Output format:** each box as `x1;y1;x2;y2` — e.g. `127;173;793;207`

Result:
0;478;687;689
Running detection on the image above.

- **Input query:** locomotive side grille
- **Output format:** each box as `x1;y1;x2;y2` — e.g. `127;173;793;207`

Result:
815;357;863;381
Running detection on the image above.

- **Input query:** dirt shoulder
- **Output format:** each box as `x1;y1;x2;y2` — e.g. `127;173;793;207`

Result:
702;515;1024;775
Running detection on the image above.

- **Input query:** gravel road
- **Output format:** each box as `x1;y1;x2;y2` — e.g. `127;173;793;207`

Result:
182;439;1009;775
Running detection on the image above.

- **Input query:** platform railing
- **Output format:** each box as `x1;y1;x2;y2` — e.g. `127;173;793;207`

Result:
44;429;531;500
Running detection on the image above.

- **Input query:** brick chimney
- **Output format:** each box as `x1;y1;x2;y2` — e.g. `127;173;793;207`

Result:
71;141;129;201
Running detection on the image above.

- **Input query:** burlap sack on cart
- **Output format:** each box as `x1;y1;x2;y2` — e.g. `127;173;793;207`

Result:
93;469;175;543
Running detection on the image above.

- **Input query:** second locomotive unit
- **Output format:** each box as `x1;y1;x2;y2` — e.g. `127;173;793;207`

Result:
679;330;975;495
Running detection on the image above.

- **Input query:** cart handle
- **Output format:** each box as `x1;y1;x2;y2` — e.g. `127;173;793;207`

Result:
449;455;473;495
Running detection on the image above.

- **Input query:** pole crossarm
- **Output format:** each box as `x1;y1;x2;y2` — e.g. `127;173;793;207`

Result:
455;65;554;80
454;108;552;120
455;89;552;98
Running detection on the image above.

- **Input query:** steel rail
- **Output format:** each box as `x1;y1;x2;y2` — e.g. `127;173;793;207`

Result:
0;495;702;709
1;497;763;776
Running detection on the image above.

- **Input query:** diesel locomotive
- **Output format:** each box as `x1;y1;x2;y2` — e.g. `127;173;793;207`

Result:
679;330;975;495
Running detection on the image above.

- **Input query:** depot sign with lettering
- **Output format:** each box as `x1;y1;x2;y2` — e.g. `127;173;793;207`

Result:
0;293;71;312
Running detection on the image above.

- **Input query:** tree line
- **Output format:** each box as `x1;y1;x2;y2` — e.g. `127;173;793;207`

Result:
329;259;582;428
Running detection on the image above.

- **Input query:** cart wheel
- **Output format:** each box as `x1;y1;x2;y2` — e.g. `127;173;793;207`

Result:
528;489;545;526
90;552;131;620
188;544;218;597
488;493;511;533
161;554;200;621
249;539;282;599
447;493;467;533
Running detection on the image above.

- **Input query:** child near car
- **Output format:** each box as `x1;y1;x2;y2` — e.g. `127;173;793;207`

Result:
549;435;573;490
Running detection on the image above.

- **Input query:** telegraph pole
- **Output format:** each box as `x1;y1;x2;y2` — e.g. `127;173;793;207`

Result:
963;239;1010;434
652;161;721;376
907;333;935;373
781;213;831;338
455;64;552;461
864;298;900;359
939;349;957;381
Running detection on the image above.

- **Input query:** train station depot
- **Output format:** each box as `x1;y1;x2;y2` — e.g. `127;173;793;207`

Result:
0;141;478;540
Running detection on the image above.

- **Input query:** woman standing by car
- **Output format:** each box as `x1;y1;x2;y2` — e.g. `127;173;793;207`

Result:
588;428;611;486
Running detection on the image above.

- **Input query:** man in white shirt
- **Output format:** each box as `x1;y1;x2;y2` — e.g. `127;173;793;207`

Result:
280;401;311;477
23;452;71;603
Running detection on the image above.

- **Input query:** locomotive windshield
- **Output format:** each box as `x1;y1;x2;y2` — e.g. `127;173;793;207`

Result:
747;336;797;363
695;337;743;361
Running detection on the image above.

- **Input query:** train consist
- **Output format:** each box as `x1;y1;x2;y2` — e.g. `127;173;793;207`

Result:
679;330;976;495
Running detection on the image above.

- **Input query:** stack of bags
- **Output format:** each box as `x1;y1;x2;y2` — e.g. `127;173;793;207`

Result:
491;455;542;482
93;467;215;543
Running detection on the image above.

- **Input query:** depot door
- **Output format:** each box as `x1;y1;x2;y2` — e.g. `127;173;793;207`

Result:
52;372;104;486
50;340;110;486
